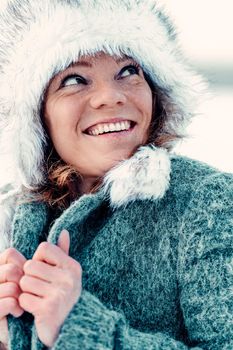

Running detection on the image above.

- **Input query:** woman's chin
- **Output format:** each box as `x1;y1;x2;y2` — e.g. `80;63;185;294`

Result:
83;151;133;178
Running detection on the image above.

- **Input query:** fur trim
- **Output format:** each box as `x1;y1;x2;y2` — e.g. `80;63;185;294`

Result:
0;0;205;192
103;145;171;208
0;145;171;249
0;191;19;252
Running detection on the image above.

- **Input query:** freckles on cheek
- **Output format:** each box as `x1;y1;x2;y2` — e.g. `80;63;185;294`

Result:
49;114;77;138
137;91;153;116
132;79;152;101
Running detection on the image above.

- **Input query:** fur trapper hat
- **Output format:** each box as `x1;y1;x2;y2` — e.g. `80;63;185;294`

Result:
0;0;205;249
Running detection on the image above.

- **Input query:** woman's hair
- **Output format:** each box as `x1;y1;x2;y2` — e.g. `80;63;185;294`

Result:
22;72;180;210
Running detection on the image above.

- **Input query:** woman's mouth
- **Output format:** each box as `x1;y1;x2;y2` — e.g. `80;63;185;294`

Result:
84;120;136;136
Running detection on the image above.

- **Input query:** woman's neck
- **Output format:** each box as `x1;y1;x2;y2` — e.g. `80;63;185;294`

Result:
79;176;101;195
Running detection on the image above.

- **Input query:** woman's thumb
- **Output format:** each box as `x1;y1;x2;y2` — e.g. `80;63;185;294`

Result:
57;229;70;255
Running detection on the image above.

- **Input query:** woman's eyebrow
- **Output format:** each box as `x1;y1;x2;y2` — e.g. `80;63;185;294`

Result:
67;56;132;69
68;61;93;68
115;56;133;64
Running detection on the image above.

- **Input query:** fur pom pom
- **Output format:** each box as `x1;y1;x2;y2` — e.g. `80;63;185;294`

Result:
103;145;171;208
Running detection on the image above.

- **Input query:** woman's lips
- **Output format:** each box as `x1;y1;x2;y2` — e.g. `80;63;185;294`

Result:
85;120;136;136
89;126;135;138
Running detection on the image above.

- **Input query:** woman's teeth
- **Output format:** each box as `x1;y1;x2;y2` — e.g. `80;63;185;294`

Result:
87;120;131;136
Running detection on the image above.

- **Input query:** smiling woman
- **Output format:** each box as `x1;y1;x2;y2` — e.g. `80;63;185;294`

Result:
43;53;153;195
0;1;232;350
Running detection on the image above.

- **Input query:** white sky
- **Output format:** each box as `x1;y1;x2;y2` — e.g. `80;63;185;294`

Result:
161;0;233;173
161;0;233;65
175;87;233;173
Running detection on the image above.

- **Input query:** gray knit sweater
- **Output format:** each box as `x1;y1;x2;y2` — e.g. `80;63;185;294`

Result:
6;154;233;350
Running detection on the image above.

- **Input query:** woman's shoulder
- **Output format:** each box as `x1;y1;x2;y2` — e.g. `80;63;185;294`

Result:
175;156;233;272
169;154;233;192
167;155;233;220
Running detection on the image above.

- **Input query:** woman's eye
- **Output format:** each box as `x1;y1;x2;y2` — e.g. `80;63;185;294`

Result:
119;65;140;78
61;75;86;87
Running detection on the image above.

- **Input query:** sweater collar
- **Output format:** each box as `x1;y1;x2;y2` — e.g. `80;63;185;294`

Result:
102;145;171;208
10;145;171;254
0;145;171;251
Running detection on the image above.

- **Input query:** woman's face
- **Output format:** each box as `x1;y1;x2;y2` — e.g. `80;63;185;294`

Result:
44;52;153;188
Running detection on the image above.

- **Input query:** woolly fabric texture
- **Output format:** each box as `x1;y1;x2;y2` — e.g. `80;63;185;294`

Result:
7;155;233;350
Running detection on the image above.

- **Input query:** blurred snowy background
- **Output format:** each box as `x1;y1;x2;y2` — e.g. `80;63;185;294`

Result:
0;0;232;189
162;0;233;172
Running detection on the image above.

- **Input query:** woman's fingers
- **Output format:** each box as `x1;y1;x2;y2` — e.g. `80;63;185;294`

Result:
0;297;24;318
33;241;71;267
18;232;82;348
20;275;52;297
57;229;70;255
0;282;23;316
33;230;70;266
0;263;24;284
19;293;42;315
0;282;21;299
0;248;26;284
23;260;61;283
0;248;26;268
0;249;26;319
23;259;81;287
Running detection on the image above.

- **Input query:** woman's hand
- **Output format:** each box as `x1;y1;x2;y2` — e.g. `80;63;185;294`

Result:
19;230;82;347
0;247;26;319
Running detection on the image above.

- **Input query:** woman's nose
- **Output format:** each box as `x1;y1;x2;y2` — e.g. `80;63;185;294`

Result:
89;82;127;109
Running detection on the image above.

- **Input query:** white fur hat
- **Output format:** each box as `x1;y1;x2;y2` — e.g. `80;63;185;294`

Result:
0;0;204;192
